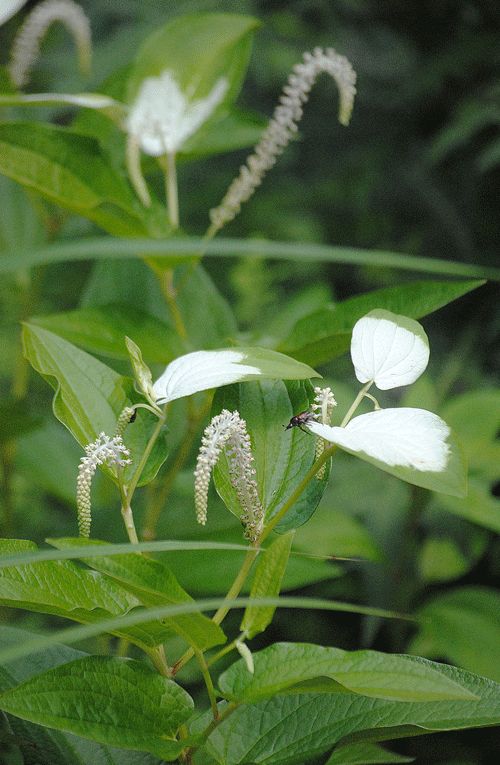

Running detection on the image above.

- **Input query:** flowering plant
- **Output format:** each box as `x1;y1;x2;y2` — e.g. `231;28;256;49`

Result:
0;5;498;765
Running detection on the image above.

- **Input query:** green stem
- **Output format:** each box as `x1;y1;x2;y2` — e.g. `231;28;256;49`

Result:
193;647;218;719
126;407;169;505
340;381;373;427
165;152;179;229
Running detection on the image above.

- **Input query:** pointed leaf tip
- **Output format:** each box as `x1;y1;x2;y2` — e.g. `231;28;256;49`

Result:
351;309;429;390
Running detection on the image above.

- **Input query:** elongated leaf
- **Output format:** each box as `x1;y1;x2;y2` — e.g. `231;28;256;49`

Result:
218;643;476;703
0;540;175;650
197;659;500;765
326;742;413;764
279;280;486;365
0;656;194;759
1;238;497;280
0;122;153;237
213;380;330;531
409;586;500;682
29;304;184;363
50;538;226;652
22;323;168;486
241;533;294;639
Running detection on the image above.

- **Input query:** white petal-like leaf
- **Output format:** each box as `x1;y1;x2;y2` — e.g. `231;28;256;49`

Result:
153;348;318;405
308;408;467;497
351;309;429;390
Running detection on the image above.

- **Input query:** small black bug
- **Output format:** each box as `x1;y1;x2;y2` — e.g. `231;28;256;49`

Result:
285;410;316;434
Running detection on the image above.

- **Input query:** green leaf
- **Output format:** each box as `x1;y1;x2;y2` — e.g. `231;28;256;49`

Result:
441;389;500;479
213;380;329;531
218;643;477;704
180;106;267;160
22;323;168;486
126;13;259;119
50;538;226;652
29;304;184;363
326;742;413;764
409;586;500;682
0;540;176;650
0;625;168;765
278;280;486;365
438;477;500;533
0;656;194;759
294;506;382;562
241;532;294;639
22;322;126;445
198;659;499;765
0;122;152;237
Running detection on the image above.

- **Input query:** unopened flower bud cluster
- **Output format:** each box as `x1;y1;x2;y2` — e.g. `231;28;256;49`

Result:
209;47;356;232
76;432;131;538
194;410;263;539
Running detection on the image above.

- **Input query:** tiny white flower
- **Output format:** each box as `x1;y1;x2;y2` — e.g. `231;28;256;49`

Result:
153;349;262;405
126;70;228;156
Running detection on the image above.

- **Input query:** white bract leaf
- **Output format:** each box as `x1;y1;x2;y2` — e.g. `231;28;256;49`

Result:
0;0;27;24
153;349;263;405
351;309;429;390
309;409;450;472
126;70;228;156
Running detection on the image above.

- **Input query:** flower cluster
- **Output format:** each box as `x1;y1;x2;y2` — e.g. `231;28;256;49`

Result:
312;386;337;477
9;0;91;87
76;432;131;538
194;410;263;539
209;47;356;233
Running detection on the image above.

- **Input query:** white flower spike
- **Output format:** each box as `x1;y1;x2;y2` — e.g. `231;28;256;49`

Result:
351;309;429;390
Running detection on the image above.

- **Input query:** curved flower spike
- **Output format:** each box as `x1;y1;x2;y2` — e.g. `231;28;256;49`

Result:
351;309;429;390
152;348;318;406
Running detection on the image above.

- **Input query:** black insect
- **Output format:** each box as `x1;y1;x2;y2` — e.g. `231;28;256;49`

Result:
285;410;316;434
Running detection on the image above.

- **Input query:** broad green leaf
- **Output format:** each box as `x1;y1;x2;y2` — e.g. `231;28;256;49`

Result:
278;280;485;366
0;540;176;650
126;14;259;154
440;389;500;479
198;659;499;765
22;322;126;445
22;323;168;486
409;586;500;682
294;506;382;562
0;656;194;759
326;742;413;764
0;122;154;237
180;106;267;160
241;532;294;639
309;408;467;498
29;304;184;363
438;477;500;533
0;625;168;765
50;538;226;652
213;380;330;531
418;536;470;582
218;643;476;703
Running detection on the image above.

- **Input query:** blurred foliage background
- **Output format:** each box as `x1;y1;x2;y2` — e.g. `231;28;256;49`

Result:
1;1;500;762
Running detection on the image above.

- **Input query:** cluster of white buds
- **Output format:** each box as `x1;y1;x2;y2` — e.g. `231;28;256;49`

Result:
9;0;91;88
76;432;131;538
312;386;337;478
209;46;356;233
194;410;263;539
